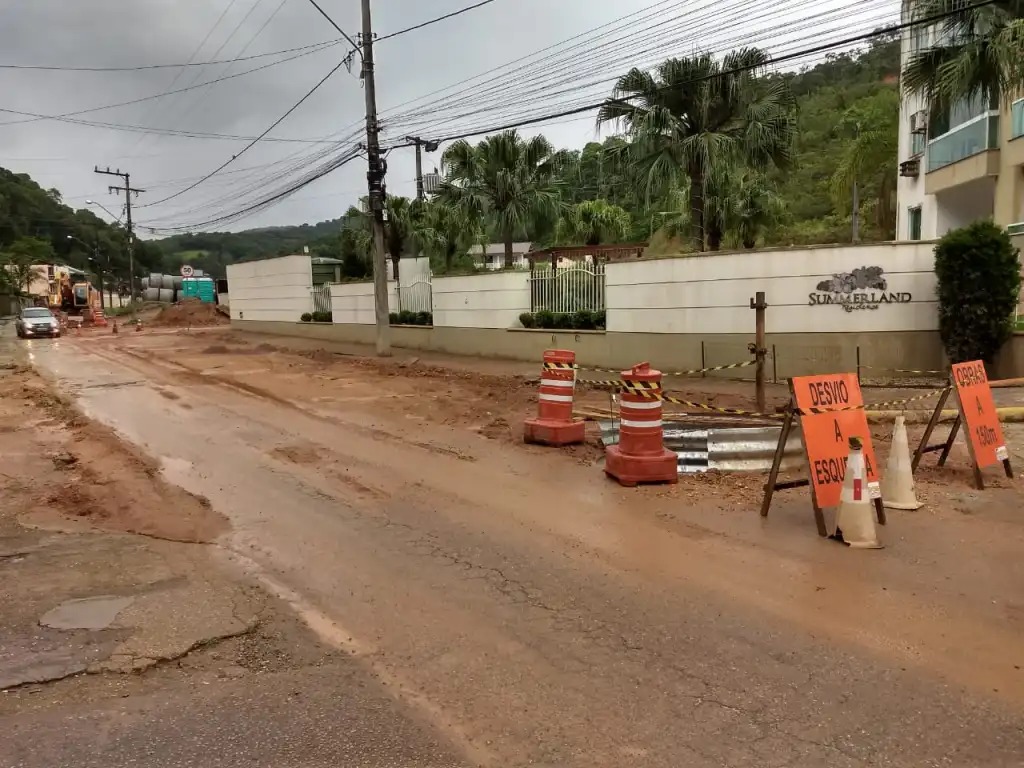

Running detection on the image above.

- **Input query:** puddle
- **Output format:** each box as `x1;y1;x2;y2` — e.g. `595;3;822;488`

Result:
40;595;135;630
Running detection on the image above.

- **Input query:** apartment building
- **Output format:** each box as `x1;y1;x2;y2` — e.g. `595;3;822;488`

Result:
896;1;1024;241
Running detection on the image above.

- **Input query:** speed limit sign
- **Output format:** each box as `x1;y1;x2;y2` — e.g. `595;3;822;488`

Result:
180;265;194;278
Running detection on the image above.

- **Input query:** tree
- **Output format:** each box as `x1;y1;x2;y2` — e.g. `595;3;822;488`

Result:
439;130;563;268
902;0;1024;109
598;48;796;251
557;200;631;246
414;200;479;273
828;88;900;238
383;195;425;282
2;236;54;295
934;220;1021;364
706;170;785;249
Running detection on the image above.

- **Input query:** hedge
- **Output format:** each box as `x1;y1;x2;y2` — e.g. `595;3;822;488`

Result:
519;310;605;331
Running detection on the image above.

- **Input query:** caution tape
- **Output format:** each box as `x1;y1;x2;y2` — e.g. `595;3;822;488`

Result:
545;360;756;377
865;387;951;410
859;365;947;376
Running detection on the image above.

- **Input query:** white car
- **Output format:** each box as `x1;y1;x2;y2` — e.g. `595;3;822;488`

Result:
15;307;61;339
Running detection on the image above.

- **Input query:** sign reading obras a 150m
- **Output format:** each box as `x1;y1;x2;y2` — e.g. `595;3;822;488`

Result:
808;266;912;312
951;360;1009;468
791;373;881;509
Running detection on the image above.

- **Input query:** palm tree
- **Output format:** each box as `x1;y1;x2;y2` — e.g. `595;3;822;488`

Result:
716;171;785;249
438;130;564;268
557;200;631;246
902;0;1024;108
383;195;426;281
829;89;899;238
597;48;796;251
414;200;480;273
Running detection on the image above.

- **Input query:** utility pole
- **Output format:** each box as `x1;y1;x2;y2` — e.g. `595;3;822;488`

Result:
360;0;391;357
404;136;440;201
94;167;143;321
749;291;768;415
850;122;861;244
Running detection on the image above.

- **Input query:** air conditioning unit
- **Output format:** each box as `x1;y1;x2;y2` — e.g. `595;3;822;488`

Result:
899;158;921;177
910;110;928;134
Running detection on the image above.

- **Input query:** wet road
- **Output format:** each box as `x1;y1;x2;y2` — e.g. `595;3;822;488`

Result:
25;335;1024;767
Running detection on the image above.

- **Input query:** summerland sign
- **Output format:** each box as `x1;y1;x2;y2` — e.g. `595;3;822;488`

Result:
808;266;912;312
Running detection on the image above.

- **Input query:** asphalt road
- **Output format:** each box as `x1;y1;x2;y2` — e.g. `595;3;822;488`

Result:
13;331;1024;767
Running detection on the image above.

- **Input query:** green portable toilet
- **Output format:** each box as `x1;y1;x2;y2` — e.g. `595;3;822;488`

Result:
181;277;216;303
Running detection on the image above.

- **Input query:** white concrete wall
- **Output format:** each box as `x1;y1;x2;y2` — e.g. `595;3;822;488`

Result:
226;254;312;322
432;272;530;329
606;242;939;334
329;281;398;324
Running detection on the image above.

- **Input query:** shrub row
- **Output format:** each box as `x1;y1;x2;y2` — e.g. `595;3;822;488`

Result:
389;310;433;326
300;311;333;323
519;310;606;331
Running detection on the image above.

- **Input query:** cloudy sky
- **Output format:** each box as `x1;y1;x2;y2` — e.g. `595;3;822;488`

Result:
0;0;897;236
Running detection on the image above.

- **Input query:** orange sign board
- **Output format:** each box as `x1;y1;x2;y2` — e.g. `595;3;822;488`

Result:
951;360;1008;468
791;373;880;509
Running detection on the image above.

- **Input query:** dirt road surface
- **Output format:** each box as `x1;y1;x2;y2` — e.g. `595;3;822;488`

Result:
6;325;1024;767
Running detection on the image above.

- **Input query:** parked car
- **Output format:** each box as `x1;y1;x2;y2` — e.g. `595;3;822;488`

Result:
15;307;61;339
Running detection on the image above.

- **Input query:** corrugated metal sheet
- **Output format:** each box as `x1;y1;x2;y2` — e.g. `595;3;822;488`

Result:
598;421;805;475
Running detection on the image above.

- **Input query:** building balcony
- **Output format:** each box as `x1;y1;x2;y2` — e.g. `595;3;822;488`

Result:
1012;99;1024;140
925;113;1000;195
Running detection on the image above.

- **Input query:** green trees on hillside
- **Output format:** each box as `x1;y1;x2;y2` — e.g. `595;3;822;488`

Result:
597;48;797;251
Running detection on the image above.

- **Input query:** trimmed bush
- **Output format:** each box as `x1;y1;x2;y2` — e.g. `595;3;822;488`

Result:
397;309;416;325
534;309;555;329
415;310;432;326
935;221;1022;363
571;310;594;330
389;312;399;324
593;310;606;329
300;312;313;322
311;310;332;323
519;312;536;328
553;313;573;330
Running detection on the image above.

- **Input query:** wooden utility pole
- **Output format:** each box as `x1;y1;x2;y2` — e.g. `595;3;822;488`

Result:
360;0;391;356
750;291;768;414
94;167;143;321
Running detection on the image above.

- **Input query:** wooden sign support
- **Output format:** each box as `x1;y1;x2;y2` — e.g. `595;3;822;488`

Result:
761;375;886;537
912;361;1013;489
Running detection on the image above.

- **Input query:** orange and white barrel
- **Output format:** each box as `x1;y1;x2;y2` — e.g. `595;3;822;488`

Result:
605;362;678;487
523;349;585;446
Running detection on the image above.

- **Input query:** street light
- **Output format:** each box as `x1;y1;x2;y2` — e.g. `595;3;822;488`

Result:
85;199;122;222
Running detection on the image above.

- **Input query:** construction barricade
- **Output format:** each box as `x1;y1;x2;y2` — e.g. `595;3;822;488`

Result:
604;362;678;487
523;349;585;446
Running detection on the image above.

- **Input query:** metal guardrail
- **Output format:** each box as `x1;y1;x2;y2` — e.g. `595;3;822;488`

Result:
598;421;805;475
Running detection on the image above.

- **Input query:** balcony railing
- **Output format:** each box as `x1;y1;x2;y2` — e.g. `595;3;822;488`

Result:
1012;99;1024;140
927;113;999;172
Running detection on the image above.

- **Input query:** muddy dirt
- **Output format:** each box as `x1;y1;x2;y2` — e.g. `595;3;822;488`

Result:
0;366;226;543
151;299;227;328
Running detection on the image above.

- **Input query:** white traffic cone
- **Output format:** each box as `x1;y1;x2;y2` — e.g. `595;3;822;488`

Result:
834;437;883;549
881;416;923;511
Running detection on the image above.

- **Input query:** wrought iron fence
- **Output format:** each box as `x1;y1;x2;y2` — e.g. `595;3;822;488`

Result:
529;263;606;314
310;284;332;315
400;280;433;314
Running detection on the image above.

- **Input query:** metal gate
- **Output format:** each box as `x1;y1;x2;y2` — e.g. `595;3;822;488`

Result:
529;263;605;313
399;280;432;314
310;284;332;315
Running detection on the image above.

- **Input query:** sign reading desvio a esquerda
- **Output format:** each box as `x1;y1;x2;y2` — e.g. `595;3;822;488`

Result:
808;266;912;312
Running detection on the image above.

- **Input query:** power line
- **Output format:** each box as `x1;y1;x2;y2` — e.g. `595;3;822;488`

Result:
0;42;341;127
303;0;361;52
384;0;991;149
0;39;341;72
140;58;351;208
377;0;500;42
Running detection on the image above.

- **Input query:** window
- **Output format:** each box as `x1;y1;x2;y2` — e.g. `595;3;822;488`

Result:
911;130;926;156
907;206;923;241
